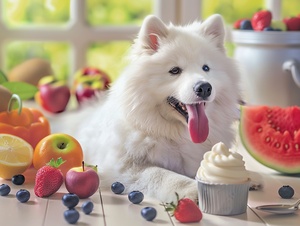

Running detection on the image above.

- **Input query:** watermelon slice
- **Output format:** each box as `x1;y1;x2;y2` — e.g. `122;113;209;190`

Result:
240;105;300;174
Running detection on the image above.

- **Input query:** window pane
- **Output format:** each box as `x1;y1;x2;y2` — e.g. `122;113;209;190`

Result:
202;0;264;24
86;0;152;26
5;42;70;80
282;0;300;18
3;0;70;27
87;41;131;81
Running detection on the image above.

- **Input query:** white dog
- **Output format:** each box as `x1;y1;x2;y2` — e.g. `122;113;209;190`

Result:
68;14;241;203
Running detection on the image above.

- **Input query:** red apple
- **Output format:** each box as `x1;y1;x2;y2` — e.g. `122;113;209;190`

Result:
283;17;300;31
81;67;110;89
75;84;96;103
35;78;71;113
65;162;100;199
73;67;111;104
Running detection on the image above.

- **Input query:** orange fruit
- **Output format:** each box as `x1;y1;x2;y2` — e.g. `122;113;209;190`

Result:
33;133;83;176
0;134;33;179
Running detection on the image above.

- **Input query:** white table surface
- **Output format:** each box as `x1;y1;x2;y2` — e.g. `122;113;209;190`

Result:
1;101;299;226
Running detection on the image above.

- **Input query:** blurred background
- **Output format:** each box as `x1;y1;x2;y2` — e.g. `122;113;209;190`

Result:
1;0;300;82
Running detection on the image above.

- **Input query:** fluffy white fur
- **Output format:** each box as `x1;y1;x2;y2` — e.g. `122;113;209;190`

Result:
65;14;241;203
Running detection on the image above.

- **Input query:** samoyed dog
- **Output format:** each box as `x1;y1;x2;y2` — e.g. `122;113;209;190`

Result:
69;14;240;202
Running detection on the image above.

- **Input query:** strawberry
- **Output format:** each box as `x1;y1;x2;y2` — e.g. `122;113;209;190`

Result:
251;10;272;31
164;193;202;223
34;158;65;197
283;17;300;31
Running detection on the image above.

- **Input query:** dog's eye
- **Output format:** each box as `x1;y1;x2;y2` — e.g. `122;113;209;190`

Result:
202;64;210;72
169;67;182;75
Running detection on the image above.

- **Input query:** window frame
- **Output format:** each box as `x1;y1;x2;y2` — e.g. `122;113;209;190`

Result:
0;0;280;77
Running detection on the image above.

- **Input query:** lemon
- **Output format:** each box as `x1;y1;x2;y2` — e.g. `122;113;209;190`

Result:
0;134;33;179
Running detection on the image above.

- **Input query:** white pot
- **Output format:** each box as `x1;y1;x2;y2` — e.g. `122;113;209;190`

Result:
232;30;300;107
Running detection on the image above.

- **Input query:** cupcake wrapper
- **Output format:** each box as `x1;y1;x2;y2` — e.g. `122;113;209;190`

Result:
197;180;249;215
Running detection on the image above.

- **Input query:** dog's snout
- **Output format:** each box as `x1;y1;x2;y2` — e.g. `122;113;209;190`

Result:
193;82;212;99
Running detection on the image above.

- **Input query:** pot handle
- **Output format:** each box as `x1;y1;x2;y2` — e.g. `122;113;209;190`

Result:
282;59;300;87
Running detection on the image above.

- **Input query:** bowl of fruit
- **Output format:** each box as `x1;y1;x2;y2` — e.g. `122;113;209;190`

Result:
231;10;300;107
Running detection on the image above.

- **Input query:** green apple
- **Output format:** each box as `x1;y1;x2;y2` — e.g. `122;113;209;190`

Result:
271;20;287;31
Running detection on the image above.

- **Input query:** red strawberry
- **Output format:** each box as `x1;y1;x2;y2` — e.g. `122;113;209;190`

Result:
164;193;202;223
34;158;65;197
251;10;272;31
283;17;300;31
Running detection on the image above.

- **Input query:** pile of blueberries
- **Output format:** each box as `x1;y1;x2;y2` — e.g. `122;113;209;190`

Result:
0;174;30;203
62;193;94;224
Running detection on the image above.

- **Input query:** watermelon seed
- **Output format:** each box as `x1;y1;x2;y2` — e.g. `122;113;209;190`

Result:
275;142;280;148
276;127;280;131
265;137;271;143
257;127;262;133
284;144;289;150
295;144;299;150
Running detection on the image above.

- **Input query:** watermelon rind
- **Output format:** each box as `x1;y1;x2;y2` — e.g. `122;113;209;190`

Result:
239;105;300;174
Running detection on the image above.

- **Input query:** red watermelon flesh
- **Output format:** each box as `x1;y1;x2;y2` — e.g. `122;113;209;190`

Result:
240;105;300;174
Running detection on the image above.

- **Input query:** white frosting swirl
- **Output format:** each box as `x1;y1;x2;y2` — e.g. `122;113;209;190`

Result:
197;142;249;183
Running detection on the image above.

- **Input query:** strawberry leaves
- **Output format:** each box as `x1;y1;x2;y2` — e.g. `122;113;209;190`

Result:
46;157;66;168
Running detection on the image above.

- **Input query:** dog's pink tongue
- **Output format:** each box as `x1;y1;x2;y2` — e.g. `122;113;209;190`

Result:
186;103;209;143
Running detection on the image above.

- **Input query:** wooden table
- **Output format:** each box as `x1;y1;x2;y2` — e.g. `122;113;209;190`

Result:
1;103;299;225
1;140;299;226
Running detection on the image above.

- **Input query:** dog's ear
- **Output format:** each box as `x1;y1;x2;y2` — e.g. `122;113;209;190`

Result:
138;15;168;52
200;14;225;51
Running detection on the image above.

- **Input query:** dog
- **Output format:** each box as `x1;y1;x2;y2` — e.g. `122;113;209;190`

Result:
67;14;241;203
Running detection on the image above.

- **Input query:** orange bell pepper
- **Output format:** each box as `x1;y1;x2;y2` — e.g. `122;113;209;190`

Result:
0;94;50;148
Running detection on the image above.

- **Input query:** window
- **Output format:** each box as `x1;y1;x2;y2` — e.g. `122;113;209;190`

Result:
0;0;154;81
1;0;298;81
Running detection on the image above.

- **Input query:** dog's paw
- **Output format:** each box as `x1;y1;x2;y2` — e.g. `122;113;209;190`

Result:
175;181;198;203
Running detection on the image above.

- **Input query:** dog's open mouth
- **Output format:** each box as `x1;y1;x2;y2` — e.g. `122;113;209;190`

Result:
167;97;189;122
167;96;209;143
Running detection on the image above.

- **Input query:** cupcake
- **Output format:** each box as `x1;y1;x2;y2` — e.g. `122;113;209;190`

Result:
196;142;250;215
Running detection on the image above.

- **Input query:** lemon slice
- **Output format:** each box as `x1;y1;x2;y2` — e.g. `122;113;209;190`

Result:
0;134;33;179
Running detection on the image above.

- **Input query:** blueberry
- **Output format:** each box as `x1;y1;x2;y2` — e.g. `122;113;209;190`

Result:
12;174;25;185
0;184;11;196
111;182;125;194
62;193;80;209
64;209;80;224
264;27;274;31
240;20;253;30
16;189;30;203
278;185;294;199
128;191;144;204
141;207;157;221
82;201;94;214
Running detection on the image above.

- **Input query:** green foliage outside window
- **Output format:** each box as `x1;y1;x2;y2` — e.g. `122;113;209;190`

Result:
86;0;152;26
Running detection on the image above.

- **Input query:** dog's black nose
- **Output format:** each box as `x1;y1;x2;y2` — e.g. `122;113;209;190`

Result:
193;82;212;99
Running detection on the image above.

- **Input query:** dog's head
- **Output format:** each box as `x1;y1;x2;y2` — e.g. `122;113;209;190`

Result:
116;15;240;143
